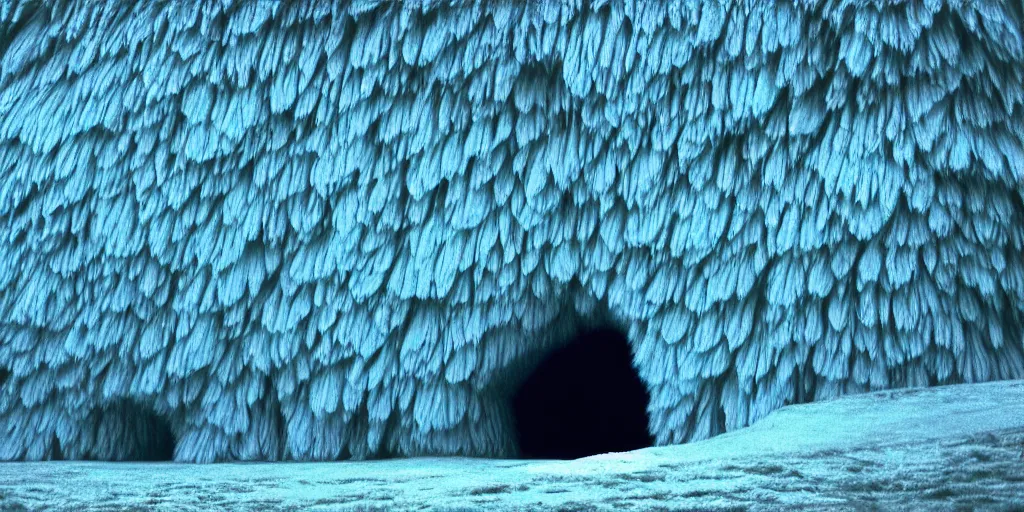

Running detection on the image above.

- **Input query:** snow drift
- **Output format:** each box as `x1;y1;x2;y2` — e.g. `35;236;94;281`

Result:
0;0;1023;462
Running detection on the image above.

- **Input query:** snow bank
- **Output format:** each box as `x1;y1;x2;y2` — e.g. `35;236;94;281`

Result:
1;380;1022;510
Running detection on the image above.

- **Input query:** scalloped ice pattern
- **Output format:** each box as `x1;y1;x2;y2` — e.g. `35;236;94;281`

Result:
0;0;1023;461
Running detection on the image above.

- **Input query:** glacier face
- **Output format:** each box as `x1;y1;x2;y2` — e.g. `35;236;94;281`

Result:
0;0;1023;462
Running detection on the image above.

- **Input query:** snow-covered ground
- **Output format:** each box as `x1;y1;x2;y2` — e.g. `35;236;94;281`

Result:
2;380;1023;511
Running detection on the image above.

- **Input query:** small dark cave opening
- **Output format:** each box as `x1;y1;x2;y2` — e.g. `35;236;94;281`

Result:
511;326;653;460
89;401;177;462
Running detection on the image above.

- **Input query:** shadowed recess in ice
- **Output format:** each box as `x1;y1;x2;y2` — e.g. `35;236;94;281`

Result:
78;400;177;461
1;0;1023;462
513;325;653;459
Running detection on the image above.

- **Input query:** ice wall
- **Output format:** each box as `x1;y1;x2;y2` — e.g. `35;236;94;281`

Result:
1;0;1023;461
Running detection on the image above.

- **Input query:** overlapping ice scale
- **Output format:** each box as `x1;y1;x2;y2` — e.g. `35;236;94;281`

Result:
0;0;1023;461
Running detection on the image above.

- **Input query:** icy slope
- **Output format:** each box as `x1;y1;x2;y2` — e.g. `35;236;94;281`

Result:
1;380;1022;511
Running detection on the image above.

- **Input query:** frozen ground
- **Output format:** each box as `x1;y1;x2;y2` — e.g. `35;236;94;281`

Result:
1;380;1023;511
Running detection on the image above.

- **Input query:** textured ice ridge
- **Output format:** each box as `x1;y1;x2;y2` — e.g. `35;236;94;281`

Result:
0;0;1023;462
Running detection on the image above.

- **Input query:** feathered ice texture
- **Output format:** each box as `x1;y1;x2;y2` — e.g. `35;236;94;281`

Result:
1;0;1023;462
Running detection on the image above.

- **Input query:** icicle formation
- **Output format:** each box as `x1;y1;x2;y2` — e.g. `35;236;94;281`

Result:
0;0;1023;462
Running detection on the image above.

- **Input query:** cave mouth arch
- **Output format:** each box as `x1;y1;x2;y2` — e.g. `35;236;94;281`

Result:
511;325;653;460
88;400;177;462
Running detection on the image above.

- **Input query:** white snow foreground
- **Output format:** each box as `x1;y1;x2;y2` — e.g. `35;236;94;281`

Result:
1;380;1022;511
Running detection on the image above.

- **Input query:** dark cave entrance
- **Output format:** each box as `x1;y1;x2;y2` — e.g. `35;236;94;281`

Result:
89;401;177;461
511;326;653;459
